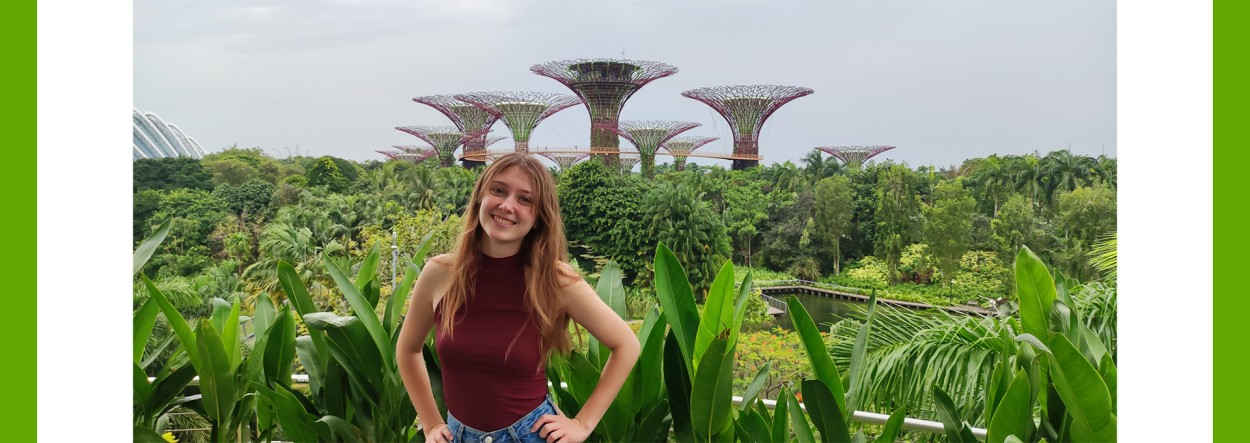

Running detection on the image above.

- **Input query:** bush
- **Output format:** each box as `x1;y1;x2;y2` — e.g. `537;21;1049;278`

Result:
950;250;1011;300
842;256;890;288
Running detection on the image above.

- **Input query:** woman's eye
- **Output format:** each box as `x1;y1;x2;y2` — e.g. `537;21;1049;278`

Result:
491;187;504;194
521;197;532;204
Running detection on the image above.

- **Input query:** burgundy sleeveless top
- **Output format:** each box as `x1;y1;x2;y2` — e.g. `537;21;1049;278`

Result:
434;253;548;431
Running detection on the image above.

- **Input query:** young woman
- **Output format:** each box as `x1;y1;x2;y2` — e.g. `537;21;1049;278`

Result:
397;153;640;443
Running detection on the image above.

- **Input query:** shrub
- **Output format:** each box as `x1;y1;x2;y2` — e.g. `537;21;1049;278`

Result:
842;256;890;288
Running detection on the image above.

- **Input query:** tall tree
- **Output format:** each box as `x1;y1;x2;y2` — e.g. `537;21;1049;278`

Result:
1041;149;1096;206
305;156;350;193
721;180;769;267
813;175;855;275
874;163;924;281
969;155;1009;216
133;157;214;192
922;181;977;288
639;182;733;299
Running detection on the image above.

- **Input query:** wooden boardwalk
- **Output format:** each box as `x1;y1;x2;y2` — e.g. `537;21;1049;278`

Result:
759;285;991;316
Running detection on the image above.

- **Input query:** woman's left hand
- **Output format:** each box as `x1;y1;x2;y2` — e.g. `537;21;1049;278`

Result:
531;414;591;443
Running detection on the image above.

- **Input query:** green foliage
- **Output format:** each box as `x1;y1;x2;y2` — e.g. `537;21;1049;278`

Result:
305;157;351;193
558;160;650;281
721;179;770;266
841;256;890;289
734;327;821;399
992;193;1054;264
638;182;733;299
923;180;977;287
144;189;233;276
874;164;924;281
897;243;936;284
134;157;214;193
951;250;1011;300
212;179;275;219
813;175;855;275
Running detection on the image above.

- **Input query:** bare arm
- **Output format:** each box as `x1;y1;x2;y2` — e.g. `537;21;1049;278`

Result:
533;262;641;442
396;255;454;442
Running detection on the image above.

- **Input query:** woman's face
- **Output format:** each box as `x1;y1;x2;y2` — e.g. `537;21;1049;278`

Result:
478;166;538;257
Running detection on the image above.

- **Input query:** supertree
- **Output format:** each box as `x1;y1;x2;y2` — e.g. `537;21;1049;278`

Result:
412;95;502;168
531;59;678;164
816;145;896;169
681;85;814;170
378;145;437;164
454;91;582;153
459;135;510;163
616;153;641;174
536;151;591;171
597;120;700;179
661;136;719;172
395;125;481;167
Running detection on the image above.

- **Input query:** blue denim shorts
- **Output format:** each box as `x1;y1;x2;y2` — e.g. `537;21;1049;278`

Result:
446;395;557;443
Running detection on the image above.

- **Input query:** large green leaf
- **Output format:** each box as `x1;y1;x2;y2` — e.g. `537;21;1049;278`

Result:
294;336;324;396
787;296;846;416
565;351;601;405
847;290;878;414
802;379;851;443
690;335;736;441
636;400;673;443
134;425;169;443
304;312;383;403
663;331;694;442
253;293;276;341
356;241;382;293
263;304;297;385
1100;353;1117;413
597;261;627;319
872;408;907;443
988;369;1035;443
221;295;242;367
694;261;737;368
1048;334;1116;442
1015;246;1056;344
772;386;791;443
279;260;330;372
933;385;978;443
385;261;421;335
133;362;153;410
731;268;754;351
323;257;393;368
740;361;772;412
655;243;701;369
133;298;160;363
253;382;322;443
787;389;816;443
142;275;199;369
195;319;238;422
735;408;772;443
633;307;668;408
133;218;171;275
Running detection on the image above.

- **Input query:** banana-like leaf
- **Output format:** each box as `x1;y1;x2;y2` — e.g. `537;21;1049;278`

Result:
732;269;754;350
195;319;238;422
631;307;668;410
317;414;360;441
133;218;171;275
933;385;978;443
655;243;700;370
663;331;694;442
788;296;847;417
1015;333;1052;354
1015;246;1056;344
384;261;421;335
254;293;276;342
1004;435;1025;443
988;369;1035;443
565;351;601;405
133;362;153;410
294;336;324;396
636;399;673;443
133;425;169;443
735;408;772;443
356;241;382;294
323;258;394;369
694;261;737;369
847;290;879;415
143;275;200;369
802;379;851;443
787;389;816;443
690;335;736;441
412;230;437;269
1048;334;1117;442
304;312;383;403
1100;353;1117;413
222;295;242;367
263;304;297;385
597;261;627;319
253;382;322;443
279;260;331;373
133;298;160;363
740;361;772;412
772;386;791;443
872;408;907;443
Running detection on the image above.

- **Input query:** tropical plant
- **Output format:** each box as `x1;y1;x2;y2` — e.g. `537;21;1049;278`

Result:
638;182;733;299
923;181;977;288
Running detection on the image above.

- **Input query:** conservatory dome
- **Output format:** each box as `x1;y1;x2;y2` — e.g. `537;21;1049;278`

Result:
133;108;206;160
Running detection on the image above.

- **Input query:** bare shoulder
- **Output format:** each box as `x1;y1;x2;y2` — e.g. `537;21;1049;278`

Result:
554;260;587;289
414;254;455;306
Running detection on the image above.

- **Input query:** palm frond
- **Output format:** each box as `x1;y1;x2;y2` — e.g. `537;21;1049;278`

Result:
1088;232;1117;282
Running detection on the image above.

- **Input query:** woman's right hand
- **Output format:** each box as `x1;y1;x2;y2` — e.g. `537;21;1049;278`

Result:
425;423;453;443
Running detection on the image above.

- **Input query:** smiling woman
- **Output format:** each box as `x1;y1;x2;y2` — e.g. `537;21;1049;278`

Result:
396;153;641;443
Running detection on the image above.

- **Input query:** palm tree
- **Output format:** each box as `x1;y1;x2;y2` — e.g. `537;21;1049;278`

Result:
1008;153;1045;212
1092;155;1117;189
970;155;1008;216
1041;149;1095;206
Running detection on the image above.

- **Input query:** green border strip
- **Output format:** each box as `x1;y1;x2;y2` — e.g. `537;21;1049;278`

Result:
1215;0;1238;439
3;0;36;439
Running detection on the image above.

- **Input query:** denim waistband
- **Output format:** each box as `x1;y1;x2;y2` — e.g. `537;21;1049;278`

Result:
446;395;556;443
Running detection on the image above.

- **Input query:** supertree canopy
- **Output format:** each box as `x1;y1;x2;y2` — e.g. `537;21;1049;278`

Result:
816;145;896;169
396;125;480;167
681;85;814;170
598;120;700;179
454;91;582;153
378;145;437;164
617;153;641;174
413;95;502;168
661;135;719;172
536;151;591;171
531;58;678;162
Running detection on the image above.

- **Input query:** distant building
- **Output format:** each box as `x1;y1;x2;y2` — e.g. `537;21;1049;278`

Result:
133;108;206;160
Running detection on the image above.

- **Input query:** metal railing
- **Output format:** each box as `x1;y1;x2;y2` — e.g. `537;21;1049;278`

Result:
151;375;985;440
760;293;789;314
755;278;872;295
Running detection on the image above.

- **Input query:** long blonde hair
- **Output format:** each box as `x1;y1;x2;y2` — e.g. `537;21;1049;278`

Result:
439;153;574;361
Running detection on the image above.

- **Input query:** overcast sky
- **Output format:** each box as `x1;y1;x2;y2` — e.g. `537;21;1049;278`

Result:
134;0;1116;168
